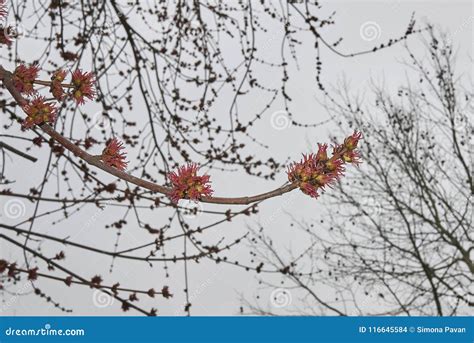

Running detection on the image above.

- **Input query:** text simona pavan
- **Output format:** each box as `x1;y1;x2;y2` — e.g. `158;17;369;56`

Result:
417;326;466;333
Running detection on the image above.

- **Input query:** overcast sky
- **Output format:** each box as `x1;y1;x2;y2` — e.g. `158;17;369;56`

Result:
1;0;472;316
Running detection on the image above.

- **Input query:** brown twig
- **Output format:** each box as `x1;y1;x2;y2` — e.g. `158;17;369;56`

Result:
0;141;37;162
0;65;298;205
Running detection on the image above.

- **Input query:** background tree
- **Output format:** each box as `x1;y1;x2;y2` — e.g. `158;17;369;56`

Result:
243;29;473;316
0;0;418;315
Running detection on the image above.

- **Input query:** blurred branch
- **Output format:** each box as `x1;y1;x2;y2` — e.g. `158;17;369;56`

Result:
0;141;37;162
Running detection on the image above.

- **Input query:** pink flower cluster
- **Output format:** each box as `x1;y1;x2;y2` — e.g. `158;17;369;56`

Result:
22;96;57;129
168;163;213;203
12;64;39;95
10;64;97;130
101;138;128;171
287;131;362;198
12;65;95;106
50;69;67;100
71;69;95;105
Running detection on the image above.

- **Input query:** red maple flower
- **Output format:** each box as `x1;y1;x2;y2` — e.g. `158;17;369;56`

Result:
12;64;39;95
50;69;67;100
343;130;362;150
0;0;6;20
101;138;128;171
342;150;362;165
71;69;95;105
287;131;362;199
22;96;57;129
315;143;328;162
287;154;340;199
287;153;315;184
168;163;213;203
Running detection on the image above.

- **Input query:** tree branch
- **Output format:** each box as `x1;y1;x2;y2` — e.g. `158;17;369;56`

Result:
0;65;297;205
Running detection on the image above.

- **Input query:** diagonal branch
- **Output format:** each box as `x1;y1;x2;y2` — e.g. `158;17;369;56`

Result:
0;65;297;205
0;141;37;162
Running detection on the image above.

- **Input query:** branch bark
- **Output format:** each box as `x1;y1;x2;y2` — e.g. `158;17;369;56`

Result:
0;65;297;205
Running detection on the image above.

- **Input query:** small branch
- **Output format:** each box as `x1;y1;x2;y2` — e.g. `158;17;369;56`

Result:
0;141;37;162
33;80;74;88
0;65;298;205
11;267;165;297
0;233;152;316
0;224;238;262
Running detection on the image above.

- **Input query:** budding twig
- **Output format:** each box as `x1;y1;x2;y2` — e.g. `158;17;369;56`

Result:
0;64;360;205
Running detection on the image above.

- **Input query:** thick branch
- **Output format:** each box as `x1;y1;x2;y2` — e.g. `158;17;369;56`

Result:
0;65;297;205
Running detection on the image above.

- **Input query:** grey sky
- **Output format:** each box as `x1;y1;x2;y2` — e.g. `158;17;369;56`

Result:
0;0;472;316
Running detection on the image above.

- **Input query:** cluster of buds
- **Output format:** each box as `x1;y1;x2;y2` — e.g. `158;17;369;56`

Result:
12;64;39;95
70;69;95;105
5;61;121;174
12;66;96;106
22;96;57;129
50;69;67;100
287;131;362;198
100;138;128;171
168;163;213;203
8;64;96;128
